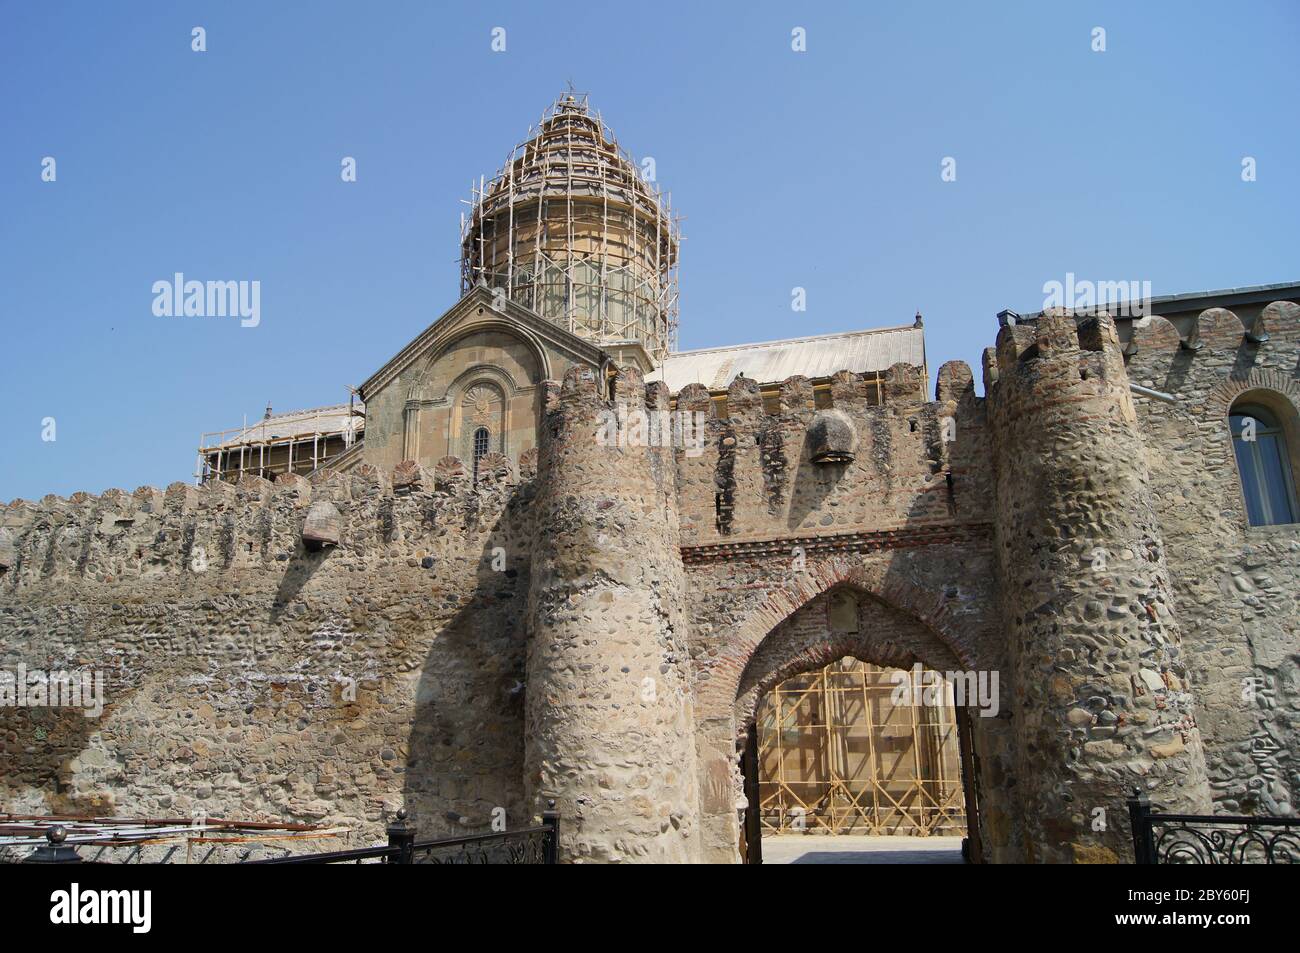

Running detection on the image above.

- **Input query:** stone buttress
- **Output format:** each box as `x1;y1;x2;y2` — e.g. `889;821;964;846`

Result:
985;310;1211;862
524;365;702;862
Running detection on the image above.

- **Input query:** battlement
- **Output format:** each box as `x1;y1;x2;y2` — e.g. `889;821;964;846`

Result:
667;361;991;545
0;457;532;591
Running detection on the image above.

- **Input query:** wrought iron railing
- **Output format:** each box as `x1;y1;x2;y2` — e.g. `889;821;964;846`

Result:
243;807;559;865
1128;789;1299;864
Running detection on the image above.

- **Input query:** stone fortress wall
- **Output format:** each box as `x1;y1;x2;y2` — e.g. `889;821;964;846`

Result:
1;300;1297;862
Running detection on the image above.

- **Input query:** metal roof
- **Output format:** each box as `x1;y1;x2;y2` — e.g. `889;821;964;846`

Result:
647;325;925;392
201;403;364;451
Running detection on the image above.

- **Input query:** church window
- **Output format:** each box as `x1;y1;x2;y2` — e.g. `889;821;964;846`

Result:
1231;402;1298;526
473;426;491;476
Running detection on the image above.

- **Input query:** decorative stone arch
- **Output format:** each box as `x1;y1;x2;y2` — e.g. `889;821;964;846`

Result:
420;316;553;387
1205;368;1300;526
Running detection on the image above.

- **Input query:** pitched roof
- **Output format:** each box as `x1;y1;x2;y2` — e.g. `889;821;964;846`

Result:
647;325;925;392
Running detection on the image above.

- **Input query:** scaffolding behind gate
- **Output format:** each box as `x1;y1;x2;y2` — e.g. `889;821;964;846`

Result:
757;658;966;836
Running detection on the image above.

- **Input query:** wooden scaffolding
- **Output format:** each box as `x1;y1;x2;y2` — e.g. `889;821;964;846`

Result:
757;659;967;836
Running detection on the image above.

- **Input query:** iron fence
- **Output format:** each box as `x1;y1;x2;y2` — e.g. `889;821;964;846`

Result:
246;808;559;865
1128;789;1299;864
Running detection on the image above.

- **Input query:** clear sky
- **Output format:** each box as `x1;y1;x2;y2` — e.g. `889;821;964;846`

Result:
2;1;1297;501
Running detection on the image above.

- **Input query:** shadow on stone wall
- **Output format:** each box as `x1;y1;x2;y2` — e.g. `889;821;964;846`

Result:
400;524;530;840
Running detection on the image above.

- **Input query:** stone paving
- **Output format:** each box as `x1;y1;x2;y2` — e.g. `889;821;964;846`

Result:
761;835;965;865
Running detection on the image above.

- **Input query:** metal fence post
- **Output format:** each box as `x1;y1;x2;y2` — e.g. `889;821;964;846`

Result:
542;800;560;865
24;825;83;864
387;809;415;864
1127;788;1155;864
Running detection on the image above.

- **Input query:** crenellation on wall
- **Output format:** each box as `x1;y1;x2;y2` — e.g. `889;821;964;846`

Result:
674;362;993;548
0;456;540;854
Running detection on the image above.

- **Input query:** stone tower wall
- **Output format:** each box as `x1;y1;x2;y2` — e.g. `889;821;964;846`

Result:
525;365;702;862
985;309;1211;863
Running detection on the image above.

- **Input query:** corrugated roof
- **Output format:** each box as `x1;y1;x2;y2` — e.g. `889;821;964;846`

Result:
202;403;364;451
647;325;924;392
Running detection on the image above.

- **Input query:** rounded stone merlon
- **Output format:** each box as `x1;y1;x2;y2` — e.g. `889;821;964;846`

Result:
274;472;312;500
645;381;671;412
807;409;858;465
1130;314;1181;352
131;486;165;512
391;460;431;492
349;463;388;499
302;500;342;549
199;480;238;506
1259;300;1299;339
612;364;644;400
309;470;352;502
882;362;925;404
560;364;599;401
1035;309;1081;357
99;488;129;507
677;383;715;416
726;374;762;418
1192;307;1246;350
935;361;974;404
166;481;201;510
234;475;273;501
517;448;540;480
39;493;69;512
433;455;469;489
475;451;516;485
69;491;94;505
980;347;999;389
0;527;15;571
778;375;813;414
995;323;1035;373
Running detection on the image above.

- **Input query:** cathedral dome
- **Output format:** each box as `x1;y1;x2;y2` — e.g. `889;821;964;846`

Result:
460;94;680;361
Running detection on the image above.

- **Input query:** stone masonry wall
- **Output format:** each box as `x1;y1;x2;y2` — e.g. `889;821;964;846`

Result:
0;458;533;860
1125;300;1300;817
670;360;1021;862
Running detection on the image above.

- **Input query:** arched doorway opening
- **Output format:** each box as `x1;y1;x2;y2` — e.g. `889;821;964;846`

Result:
757;658;966;836
733;586;986;864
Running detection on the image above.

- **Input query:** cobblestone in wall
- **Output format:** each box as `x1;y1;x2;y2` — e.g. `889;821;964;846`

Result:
525;366;702;862
985;310;1211;863
1125;301;1300;817
0;462;532;858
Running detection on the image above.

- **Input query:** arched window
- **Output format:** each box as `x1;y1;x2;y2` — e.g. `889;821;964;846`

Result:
472;426;490;477
1231;403;1298;526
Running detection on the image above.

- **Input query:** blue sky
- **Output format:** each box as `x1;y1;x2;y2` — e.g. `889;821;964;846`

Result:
2;1;1297;500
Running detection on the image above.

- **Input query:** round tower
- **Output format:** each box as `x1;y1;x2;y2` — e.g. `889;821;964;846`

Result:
985;310;1210;863
461;94;679;361
524;364;701;862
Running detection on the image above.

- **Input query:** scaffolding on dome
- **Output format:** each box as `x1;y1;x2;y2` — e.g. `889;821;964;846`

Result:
460;92;681;360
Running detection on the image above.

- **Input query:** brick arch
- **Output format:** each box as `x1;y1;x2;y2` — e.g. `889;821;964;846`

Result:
695;554;982;722
732;586;966;736
1204;368;1300;524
